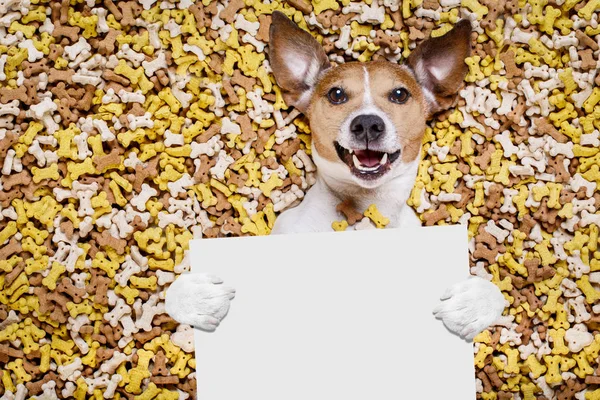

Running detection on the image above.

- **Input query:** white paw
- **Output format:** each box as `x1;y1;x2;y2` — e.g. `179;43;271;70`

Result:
433;276;506;341
165;273;236;332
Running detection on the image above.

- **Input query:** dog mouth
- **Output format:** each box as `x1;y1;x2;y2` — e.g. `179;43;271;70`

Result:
334;141;401;180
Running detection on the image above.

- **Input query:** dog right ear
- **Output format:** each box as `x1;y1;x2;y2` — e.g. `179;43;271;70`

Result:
268;11;330;113
406;19;472;117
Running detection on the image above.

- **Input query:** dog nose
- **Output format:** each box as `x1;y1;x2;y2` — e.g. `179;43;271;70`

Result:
350;114;385;142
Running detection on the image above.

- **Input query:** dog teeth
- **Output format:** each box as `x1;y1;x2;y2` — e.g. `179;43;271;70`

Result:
381;153;388;164
348;149;354;154
352;155;361;168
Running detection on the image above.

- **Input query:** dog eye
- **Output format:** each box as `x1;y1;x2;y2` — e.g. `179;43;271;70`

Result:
389;88;410;104
327;87;347;104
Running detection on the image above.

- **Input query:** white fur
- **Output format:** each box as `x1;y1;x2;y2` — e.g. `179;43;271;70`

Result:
433;276;508;341
165;273;235;331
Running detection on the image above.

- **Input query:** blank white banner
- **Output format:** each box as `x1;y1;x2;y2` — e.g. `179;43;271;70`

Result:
191;225;476;400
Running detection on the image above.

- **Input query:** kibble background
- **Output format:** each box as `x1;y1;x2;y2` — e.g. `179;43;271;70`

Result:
0;0;598;399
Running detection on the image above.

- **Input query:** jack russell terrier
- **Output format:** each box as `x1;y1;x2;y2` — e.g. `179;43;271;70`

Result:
165;11;506;342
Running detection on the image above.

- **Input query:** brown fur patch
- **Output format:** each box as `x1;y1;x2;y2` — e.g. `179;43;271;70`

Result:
307;63;366;161
366;62;427;163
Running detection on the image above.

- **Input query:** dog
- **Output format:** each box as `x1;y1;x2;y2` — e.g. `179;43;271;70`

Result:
165;11;506;342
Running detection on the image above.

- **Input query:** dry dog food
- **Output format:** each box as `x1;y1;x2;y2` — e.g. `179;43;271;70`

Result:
0;0;599;399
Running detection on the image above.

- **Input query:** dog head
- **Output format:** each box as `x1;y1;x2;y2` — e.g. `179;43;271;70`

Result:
268;12;471;190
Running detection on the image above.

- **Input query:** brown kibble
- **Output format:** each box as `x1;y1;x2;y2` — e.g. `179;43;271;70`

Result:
497;392;513;400
254;127;274;154
151;375;180;385
374;30;401;51
389;9;404;31
193;155;216;184
0;132;17;155
177;376;197;400
336;200;364;225
0;238;20;263
578;49;596;70
48;44;63;61
256;14;272;42
500;50;522;78
103;69;130;86
208;53;223;74
221;0;245;22
132;157;159;192
57;277;86;303
285;0;313;13
423;204;450;226
483;365;503;389
474;143;496;170
119;1;141;27
189;4;211;31
516;311;533;345
557;379;586;400
0;86;28;104
547;155;571;183
0;344;24;364
2;170;32;191
485;183;503;210
222;78;240;104
221;216;243;236
575;30;599;50
34;286;55;315
237;114;256;142
521;286;543;311
134;327;162;344
52;24;80;42
480;0;504;31
476;225;499;247
585;375;600;385
22;59;49;78
96;347;114;363
408;26;425;41
477;370;492;393
152;351;169;376
48;68;75;84
94;148;121;173
274;137;301;161
197;123;221;144
92;230;127;255
26;372;59;396
473;243;498;264
231;69;256;92
524;258;555;283
330;12;355;29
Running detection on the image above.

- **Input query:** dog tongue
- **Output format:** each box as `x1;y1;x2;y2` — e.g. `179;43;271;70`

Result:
355;149;381;167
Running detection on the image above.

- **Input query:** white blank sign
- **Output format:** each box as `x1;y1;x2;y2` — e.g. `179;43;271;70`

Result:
191;225;476;400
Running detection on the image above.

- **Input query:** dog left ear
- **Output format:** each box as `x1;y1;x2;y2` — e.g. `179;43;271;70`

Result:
406;19;472;117
268;11;331;113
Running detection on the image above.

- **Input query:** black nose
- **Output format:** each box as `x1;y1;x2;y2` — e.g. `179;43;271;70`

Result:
350;114;385;143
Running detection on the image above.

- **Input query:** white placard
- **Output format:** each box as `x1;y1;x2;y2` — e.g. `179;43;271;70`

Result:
191;225;476;400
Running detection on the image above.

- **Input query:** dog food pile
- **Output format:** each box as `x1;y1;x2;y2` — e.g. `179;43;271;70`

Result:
0;0;598;398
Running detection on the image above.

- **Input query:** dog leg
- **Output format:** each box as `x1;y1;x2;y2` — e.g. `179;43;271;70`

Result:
165;273;236;332
432;276;506;341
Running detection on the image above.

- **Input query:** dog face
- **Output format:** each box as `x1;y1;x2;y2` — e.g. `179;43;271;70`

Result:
268;12;471;189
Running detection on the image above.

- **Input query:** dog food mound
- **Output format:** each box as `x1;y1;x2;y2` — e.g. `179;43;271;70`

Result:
0;0;598;399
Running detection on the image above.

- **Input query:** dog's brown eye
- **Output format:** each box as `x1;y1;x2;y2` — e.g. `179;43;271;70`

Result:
389;88;410;104
327;87;347;104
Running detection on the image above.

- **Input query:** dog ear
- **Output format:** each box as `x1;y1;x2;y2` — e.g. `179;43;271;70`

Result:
406;19;472;116
268;11;330;113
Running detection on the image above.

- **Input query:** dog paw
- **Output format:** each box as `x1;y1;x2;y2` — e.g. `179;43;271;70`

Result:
432;276;506;341
165;273;236;332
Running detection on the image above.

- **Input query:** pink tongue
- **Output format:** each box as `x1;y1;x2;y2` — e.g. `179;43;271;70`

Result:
355;150;381;168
